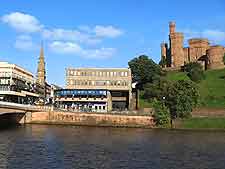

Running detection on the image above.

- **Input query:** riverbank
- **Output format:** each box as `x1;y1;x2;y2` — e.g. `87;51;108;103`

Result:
22;111;225;130
22;111;155;128
175;117;225;130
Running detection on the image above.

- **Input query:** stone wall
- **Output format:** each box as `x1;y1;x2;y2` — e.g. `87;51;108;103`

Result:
23;111;155;128
207;45;225;69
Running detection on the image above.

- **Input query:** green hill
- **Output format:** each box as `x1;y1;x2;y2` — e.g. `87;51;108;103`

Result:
167;68;225;108
140;68;225;109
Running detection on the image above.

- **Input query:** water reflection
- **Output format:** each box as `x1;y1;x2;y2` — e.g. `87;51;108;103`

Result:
0;125;225;169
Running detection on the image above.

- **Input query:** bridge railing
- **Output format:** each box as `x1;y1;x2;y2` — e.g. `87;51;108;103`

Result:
0;101;52;112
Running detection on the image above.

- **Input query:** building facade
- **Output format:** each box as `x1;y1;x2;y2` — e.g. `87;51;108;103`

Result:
0;61;39;103
54;68;136;112
0;45;51;105
161;22;225;70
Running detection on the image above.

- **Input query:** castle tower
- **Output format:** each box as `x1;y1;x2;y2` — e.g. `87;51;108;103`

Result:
207;45;225;69
169;21;176;34
160;42;168;67
37;44;46;87
169;22;185;68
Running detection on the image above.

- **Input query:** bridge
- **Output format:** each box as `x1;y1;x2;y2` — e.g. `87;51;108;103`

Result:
0;101;52;126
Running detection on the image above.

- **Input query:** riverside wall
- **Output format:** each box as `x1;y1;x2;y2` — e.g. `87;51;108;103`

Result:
21;111;155;128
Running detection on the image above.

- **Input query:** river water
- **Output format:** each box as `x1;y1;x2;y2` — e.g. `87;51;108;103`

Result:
0;125;225;169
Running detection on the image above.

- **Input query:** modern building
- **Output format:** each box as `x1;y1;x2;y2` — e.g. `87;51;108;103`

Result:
161;22;225;70
0;61;39;103
54;68;137;112
0;44;51;104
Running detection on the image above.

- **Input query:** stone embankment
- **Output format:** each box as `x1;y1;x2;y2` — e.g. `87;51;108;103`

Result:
22;111;155;128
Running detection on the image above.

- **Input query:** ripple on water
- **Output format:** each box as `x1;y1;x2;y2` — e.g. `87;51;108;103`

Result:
0;125;225;169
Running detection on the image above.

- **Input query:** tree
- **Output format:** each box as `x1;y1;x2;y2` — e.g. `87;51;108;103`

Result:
223;53;225;65
165;80;200;119
159;57;166;68
143;77;171;102
152;99;170;126
128;55;163;89
184;62;205;83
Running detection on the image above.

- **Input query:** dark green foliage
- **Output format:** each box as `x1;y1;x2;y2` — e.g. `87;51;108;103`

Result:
184;62;205;83
143;78;171;102
165;80;200;119
159;57;166;68
223;53;225;65
128;55;163;89
152;99;170;126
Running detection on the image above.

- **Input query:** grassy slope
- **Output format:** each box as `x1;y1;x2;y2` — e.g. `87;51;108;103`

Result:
167;68;225;108
140;68;225;109
180;117;225;129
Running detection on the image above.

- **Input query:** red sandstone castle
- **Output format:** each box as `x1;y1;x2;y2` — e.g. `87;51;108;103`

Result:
161;22;225;70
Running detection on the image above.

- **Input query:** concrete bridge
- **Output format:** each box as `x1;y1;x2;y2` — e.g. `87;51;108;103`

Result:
0;101;52;126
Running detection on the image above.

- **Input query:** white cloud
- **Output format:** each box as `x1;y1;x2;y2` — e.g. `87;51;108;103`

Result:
1;12;122;56
42;25;123;44
83;47;116;59
49;41;116;59
181;28;225;44
14;35;38;51
94;25;123;38
2;12;43;33
42;28;101;45
49;41;82;54
202;30;225;43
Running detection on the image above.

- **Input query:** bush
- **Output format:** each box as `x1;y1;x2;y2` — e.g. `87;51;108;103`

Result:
143;78;171;102
223;53;225;65
165;80;200;119
152;99;170;126
184;62;205;83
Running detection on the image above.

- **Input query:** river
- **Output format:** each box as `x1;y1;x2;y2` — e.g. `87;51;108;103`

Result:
0;125;225;169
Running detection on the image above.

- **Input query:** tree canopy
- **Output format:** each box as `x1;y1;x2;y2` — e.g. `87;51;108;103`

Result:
184;62;205;83
165;80;200;119
223;53;225;65
128;55;163;89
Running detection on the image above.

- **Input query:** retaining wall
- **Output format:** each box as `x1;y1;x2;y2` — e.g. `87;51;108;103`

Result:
22;111;155;128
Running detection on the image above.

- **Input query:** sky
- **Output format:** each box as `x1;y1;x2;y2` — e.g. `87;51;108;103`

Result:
0;0;225;86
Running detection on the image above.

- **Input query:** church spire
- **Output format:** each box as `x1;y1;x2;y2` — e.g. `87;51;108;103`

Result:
37;43;46;86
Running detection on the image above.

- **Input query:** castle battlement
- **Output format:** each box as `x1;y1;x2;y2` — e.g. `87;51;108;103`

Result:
161;22;225;70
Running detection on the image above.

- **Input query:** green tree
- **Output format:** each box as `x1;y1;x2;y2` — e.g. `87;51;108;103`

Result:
128;55;163;89
184;62;205;83
143;77;171;102
165;80;200;119
159;57;166;68
223;53;225;65
152;99;170;126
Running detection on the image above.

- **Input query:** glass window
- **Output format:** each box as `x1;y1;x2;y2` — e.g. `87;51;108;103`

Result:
125;72;128;76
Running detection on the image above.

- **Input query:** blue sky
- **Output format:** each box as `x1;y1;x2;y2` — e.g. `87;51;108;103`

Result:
0;0;225;86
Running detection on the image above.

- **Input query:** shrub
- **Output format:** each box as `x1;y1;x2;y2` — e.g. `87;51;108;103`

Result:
184;62;205;83
152;99;170;126
165;80;200;119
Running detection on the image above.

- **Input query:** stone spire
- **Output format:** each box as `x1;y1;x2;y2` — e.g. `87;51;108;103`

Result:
37;43;46;86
